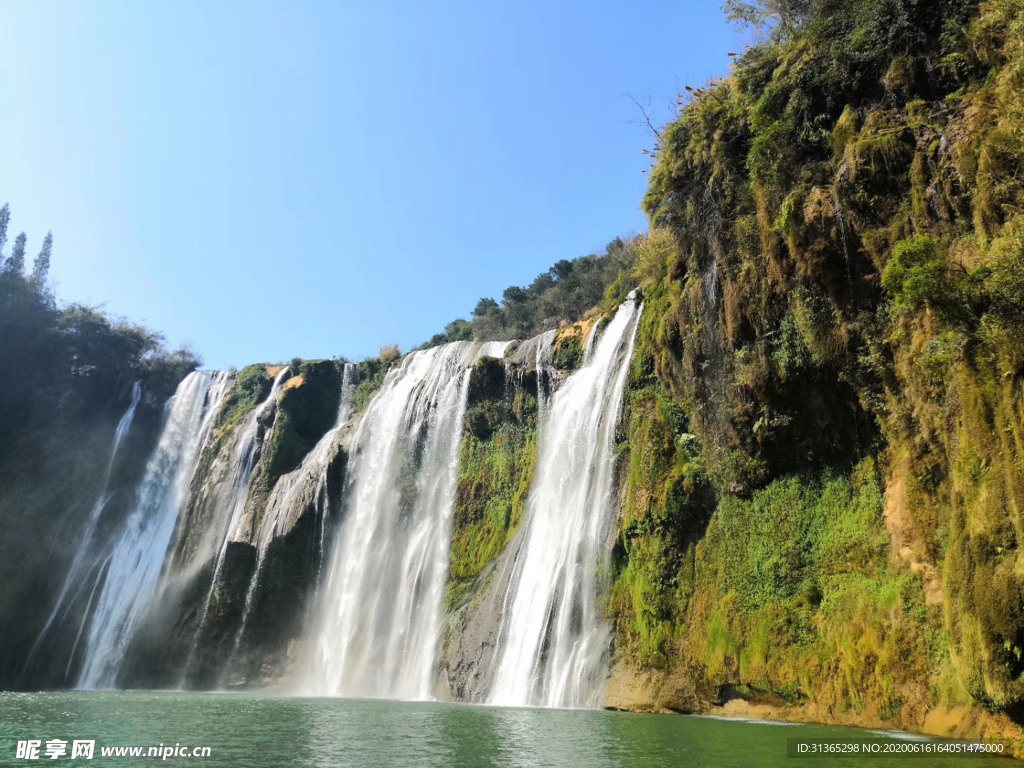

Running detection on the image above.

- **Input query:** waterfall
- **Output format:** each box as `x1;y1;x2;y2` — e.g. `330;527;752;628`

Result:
182;367;292;678
65;306;639;699
78;371;232;689
833;186;856;295
531;329;559;412
307;341;508;699
703;257;719;310
111;382;144;454
223;363;356;681
25;382;142;678
488;296;641;708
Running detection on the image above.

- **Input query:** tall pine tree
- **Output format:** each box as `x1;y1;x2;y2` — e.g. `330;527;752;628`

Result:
31;232;52;286
0;204;9;266
7;232;27;274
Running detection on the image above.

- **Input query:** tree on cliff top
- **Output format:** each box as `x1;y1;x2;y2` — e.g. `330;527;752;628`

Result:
425;236;639;347
0;204;200;449
723;0;813;29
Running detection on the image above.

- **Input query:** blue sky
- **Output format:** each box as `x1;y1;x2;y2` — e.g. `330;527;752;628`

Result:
1;1;740;369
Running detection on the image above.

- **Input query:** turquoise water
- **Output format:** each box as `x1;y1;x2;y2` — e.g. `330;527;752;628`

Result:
0;692;1015;767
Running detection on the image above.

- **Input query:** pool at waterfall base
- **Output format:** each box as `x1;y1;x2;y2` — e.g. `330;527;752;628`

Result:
0;692;1016;767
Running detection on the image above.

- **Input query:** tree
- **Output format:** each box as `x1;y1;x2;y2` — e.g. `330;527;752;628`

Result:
31;232;52;287
472;297;499;318
550;259;573;281
723;0;813;30
421;235;641;347
0;204;9;265
444;318;474;341
6;232;27;274
502;286;528;306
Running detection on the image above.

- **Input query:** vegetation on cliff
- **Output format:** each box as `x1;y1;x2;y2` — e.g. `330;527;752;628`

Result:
446;314;620;610
605;0;1024;737
0;205;199;442
246;360;343;522
427;237;639;346
448;358;539;608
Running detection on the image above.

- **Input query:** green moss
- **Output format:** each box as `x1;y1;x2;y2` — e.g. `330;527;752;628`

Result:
351;356;396;413
771;187;804;235
832;105;860;157
700;462;889;625
941;324;1024;709
448;426;537;604
214;365;271;443
617;457;936;717
610;381;712;665
447;360;538;608
247;360;342;523
552;329;584;372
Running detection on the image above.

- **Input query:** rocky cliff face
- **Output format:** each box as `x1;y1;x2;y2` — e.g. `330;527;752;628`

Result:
591;0;1024;747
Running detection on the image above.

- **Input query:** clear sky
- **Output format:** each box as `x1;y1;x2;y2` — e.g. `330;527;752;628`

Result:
1;1;740;369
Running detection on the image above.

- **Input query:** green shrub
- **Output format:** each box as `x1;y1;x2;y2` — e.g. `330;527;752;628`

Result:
552;331;584;372
378;344;401;364
882;235;948;314
215;365;271;442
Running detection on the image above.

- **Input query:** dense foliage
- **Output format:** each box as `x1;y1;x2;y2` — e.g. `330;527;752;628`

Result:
426;237;638;346
0;206;199;443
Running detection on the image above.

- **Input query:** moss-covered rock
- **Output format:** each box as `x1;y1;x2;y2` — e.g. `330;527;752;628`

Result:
552;322;591;372
607;0;1024;744
351;356;397;412
246;360;342;521
212;365;272;446
448;355;539;609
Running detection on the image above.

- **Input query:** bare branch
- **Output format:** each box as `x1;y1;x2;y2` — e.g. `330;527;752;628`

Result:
626;94;662;141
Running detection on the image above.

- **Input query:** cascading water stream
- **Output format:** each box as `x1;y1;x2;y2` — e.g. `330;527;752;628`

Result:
488;296;641;708
534;329;558;413
182;367;291;679
24;382;142;678
78;371;232;689
222;364;356;681
307;341;508;699
833;185;856;295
